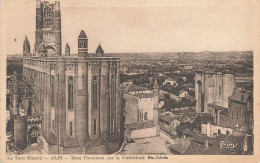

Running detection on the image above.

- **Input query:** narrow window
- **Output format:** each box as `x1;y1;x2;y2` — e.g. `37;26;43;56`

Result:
92;76;97;110
68;76;73;110
111;75;116;110
232;111;233;119
52;120;55;132
144;112;148;120
218;129;221;135
226;130;229;135
93;119;97;136
69;122;73;136
219;86;222;95
112;119;115;132
245;113;247;125
237;111;239;120
51;75;54;107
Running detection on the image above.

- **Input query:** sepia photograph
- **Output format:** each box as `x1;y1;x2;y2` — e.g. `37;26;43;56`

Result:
1;0;260;161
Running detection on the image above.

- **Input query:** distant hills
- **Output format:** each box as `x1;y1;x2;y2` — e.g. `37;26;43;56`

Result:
7;51;253;61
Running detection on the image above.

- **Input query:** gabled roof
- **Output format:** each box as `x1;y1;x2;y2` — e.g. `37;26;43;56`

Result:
96;44;104;53
208;103;228;114
169;138;191;154
184;141;205;155
229;91;251;103
78;30;87;38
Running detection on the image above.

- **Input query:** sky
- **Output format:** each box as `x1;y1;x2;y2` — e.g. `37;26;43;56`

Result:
0;0;259;54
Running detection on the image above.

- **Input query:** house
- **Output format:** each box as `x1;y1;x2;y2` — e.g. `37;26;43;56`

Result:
163;78;177;86
208;90;253;131
201;122;234;137
159;115;181;134
228;91;253;130
124;80;160;139
170;93;180;101
179;90;188;98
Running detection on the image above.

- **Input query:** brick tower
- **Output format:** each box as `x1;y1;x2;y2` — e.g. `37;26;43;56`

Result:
35;0;62;56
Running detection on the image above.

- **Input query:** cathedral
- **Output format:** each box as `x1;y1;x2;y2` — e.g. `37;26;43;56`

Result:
22;0;123;154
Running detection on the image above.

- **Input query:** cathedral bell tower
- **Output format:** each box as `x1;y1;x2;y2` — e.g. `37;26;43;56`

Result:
78;30;88;59
34;0;62;56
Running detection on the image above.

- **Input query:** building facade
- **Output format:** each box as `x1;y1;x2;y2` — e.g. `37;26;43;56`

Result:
124;80;160;139
22;0;123;154
195;71;235;113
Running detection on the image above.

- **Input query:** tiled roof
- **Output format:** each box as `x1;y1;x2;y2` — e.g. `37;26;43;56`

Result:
159;115;178;124
184;141;205;155
190;134;215;145
184;95;196;102
176;122;194;137
206;135;244;155
229;91;251;103
182;128;196;136
125;120;155;130
208;103;228;114
169;138;191;154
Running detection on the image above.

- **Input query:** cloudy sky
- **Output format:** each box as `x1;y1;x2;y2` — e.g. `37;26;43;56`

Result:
1;0;259;54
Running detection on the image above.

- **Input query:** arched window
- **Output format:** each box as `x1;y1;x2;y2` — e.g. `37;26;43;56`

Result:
69;122;73;136
144;112;148;120
68;76;73;110
51;75;54;107
92;76;97;110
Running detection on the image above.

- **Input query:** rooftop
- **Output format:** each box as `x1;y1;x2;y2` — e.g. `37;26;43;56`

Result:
229;91;252;103
208;103;228;114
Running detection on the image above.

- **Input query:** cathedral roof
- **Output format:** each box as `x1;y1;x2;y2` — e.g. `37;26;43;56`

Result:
23;36;30;46
96;44;104;53
78;30;87;38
